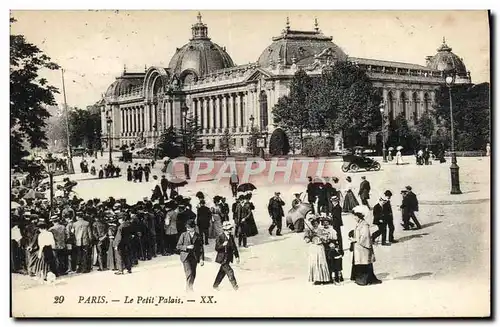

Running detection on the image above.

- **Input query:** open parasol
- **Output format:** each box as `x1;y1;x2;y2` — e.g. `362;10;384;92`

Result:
388;147;394;151
286;202;312;227
396;146;403;151
237;183;257;192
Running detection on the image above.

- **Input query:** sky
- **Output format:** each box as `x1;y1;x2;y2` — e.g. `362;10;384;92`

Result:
10;10;490;109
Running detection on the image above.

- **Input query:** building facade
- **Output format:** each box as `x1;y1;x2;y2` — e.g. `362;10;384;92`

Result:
99;13;471;152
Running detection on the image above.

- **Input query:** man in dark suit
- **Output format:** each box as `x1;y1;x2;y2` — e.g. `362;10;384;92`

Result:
229;172;239;198
268;192;285;236
213;221;239;291
160;175;169;200
73;212;93;273
330;196;344;254
114;213;133;274
371;197;389;246
306;177;317;214
383;190;398;243
176;220;205;292
405;185;422;229
358;176;371;209
92;215;109;271
196;200;211;245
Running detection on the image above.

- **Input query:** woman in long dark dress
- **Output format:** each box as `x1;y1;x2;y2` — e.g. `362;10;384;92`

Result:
349;207;382;286
244;193;259;238
342;176;359;212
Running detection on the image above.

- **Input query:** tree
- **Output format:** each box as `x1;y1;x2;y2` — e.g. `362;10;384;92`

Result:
67;108;102;150
220;128;234;156
415;111;435;147
319;62;383;147
179;112;203;158
246;127;261;155
157;126;181;159
433;83;490;151
268;128;290;156
10;17;60;168
272;69;313;148
388;112;418;153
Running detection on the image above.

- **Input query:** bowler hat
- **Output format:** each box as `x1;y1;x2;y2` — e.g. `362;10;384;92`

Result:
186;220;196;229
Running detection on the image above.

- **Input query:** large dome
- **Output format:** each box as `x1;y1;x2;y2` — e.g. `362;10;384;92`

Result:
168;13;234;81
257;19;348;68
426;38;468;76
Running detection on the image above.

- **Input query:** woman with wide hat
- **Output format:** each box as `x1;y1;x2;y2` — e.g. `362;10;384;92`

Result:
342;176;359;212
349;206;382;286
304;213;331;285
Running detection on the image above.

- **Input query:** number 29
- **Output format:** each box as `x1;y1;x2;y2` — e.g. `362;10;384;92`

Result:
53;296;65;304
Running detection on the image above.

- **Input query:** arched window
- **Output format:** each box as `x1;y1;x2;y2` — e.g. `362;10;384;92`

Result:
259;90;269;128
412;92;419;123
423;93;430;112
387;91;395;121
400;92;408;119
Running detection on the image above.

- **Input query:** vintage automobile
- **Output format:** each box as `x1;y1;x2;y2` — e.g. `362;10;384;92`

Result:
341;147;381;173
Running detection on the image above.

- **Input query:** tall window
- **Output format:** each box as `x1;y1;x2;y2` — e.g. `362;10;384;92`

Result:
259;90;269;129
400;92;408;119
388;91;395;121
412;92;419;124
424;93;430;112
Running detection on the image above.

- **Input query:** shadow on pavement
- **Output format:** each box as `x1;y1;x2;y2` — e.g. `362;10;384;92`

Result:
396;233;429;243
377;272;390;280
393;272;433;280
420;221;443;229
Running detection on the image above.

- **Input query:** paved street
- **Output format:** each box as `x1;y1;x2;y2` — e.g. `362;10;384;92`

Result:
12;156;490;317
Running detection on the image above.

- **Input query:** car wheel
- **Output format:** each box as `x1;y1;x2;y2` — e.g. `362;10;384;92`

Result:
350;164;359;172
341;164;349;173
373;162;381;171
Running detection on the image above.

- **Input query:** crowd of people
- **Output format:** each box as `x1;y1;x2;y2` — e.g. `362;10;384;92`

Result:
10;174;263;291
292;175;422;287
11;159;422;291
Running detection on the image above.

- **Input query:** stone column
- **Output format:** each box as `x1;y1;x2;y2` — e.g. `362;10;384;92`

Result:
227;94;234;130
240;93;246;128
214;96;220;131
120;108;124;135
208;97;213;131
221;95;227;130
234;93;240;129
203;98;208;131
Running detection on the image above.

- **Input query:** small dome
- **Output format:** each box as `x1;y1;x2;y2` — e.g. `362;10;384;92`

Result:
426;38;468;76
168;13;235;80
257;18;348;68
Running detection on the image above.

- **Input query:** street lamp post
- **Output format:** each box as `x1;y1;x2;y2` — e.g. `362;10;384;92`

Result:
445;71;462;195
153;122;158;162
380;103;387;163
249;115;257;156
106;113;113;165
181;104;190;180
44;153;57;210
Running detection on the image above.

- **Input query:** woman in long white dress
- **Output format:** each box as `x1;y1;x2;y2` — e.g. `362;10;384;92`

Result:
396;149;404;165
304;216;331;285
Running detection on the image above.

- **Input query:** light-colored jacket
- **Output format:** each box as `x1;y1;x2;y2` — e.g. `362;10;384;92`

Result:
165;209;178;235
353;219;376;265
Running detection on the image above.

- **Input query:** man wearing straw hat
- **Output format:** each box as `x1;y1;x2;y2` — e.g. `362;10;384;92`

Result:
213;221;239;291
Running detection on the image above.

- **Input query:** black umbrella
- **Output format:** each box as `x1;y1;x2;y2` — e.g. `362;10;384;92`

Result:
237;183;257;192
168;180;188;188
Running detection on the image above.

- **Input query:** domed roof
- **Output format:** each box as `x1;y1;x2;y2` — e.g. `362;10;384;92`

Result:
257;18;348;68
168;13;235;80
426;38;468;76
